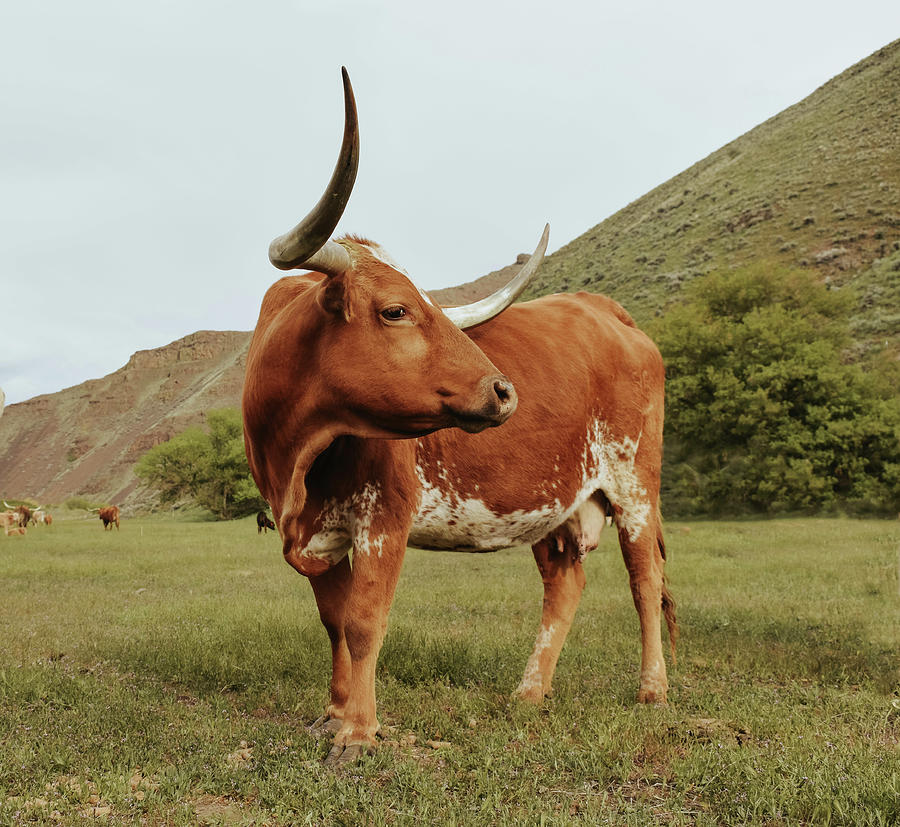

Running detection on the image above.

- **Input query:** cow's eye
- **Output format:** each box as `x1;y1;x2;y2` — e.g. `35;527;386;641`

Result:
381;306;407;322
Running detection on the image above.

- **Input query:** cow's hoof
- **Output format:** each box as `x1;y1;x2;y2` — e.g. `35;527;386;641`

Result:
323;741;373;767
309;716;344;738
636;688;668;706
512;686;547;704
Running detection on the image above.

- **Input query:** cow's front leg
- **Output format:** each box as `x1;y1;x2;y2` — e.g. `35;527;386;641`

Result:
308;555;352;735
514;535;586;702
324;537;408;766
619;518;676;705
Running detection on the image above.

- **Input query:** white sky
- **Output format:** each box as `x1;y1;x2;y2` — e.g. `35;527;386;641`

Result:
1;1;897;404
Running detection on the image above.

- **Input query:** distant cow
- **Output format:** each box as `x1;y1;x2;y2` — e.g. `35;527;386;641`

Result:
98;506;120;530
257;511;277;534
44;513;53;526
0;511;18;533
3;502;32;528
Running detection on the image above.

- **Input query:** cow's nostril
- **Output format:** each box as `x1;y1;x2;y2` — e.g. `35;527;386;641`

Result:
494;379;513;403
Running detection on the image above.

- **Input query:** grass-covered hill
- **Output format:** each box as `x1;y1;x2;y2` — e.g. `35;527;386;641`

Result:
523;39;900;358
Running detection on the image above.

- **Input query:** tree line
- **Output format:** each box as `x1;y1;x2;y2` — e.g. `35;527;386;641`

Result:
136;265;899;519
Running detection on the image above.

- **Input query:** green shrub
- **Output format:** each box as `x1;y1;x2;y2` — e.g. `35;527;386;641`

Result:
650;263;900;516
135;408;266;520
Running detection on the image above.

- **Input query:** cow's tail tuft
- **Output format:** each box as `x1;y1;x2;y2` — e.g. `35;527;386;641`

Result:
657;509;678;665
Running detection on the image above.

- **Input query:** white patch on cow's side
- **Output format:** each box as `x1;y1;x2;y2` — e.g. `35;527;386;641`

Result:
411;462;562;551
516;623;556;694
577;419;651;542
411;418;651;552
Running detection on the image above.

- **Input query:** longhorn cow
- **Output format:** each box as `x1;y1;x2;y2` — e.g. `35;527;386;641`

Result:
3;501;32;528
98;505;120;530
243;69;676;765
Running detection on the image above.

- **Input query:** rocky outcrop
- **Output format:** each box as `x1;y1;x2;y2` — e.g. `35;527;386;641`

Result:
0;331;251;510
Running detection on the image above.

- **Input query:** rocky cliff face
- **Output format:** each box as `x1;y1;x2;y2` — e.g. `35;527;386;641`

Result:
0;330;251;510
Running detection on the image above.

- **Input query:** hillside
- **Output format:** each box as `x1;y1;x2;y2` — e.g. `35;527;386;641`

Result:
1;40;898;510
524;39;900;356
0;331;250;510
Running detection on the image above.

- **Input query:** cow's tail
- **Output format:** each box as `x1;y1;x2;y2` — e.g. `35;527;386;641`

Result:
656;508;678;665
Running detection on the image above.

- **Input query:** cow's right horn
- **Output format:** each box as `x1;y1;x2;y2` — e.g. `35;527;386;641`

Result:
442;224;549;329
268;67;359;276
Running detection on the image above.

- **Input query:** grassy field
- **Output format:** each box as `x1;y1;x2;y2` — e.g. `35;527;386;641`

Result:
0;516;897;825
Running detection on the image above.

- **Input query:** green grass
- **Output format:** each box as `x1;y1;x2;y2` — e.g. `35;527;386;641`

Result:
0;516;898;825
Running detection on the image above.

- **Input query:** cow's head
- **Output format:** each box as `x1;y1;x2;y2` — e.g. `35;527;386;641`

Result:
262;68;548;440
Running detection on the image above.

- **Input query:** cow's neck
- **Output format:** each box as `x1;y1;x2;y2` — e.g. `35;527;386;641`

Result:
304;435;418;521
306;436;367;499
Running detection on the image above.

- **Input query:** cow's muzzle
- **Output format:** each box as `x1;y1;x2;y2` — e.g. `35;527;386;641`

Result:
449;374;518;433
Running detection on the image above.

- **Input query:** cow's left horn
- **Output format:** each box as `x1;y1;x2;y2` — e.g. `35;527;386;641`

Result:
442;224;549;329
268;67;359;275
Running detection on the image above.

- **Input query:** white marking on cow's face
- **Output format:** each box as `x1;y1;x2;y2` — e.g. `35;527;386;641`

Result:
360;240;435;307
362;241;407;274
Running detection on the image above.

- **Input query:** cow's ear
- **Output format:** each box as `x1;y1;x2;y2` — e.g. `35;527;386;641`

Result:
317;272;354;322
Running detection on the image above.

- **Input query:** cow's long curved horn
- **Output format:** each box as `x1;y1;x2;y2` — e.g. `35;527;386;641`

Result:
443;224;549;329
268;67;359;275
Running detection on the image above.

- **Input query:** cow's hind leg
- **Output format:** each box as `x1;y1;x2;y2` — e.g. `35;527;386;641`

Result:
514;534;586;703
619;511;677;704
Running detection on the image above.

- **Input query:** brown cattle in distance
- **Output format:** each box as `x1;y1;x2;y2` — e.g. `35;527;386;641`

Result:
242;69;676;765
257;511;277;534
0;511;18;534
98;506;120;530
3;502;32;528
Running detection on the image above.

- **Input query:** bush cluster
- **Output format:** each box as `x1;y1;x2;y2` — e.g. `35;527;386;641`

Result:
649;263;900;516
135;408;265;520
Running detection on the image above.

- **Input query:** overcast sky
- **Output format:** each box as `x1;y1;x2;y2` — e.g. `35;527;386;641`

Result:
1;1;897;405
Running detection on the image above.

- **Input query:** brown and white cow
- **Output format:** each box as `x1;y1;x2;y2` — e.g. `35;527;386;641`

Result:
32;508;49;525
243;69;676;765
4;502;32;528
98;505;120;530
